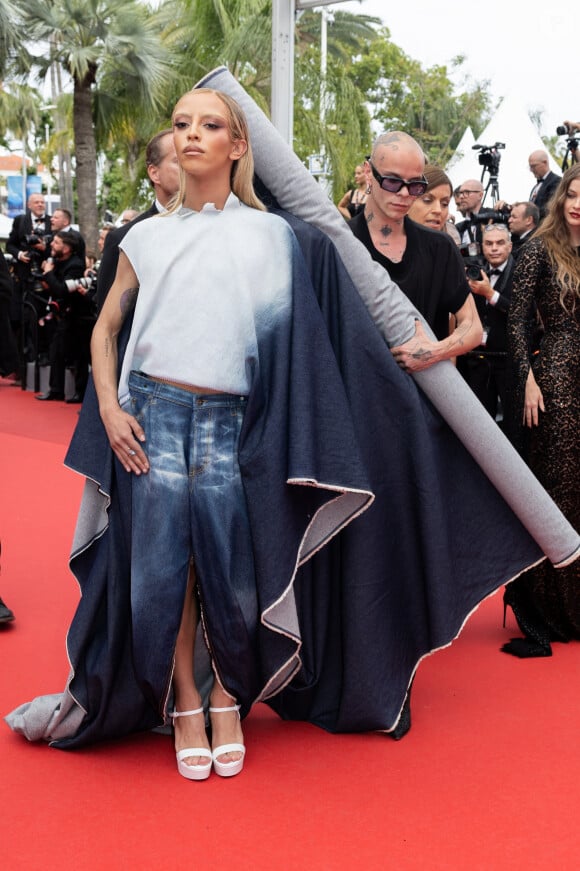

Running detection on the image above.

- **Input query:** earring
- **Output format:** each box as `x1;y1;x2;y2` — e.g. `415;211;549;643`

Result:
365;185;372;195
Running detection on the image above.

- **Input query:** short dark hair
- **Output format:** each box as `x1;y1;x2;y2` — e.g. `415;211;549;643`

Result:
145;128;173;168
54;208;72;224
55;229;78;255
512;201;540;227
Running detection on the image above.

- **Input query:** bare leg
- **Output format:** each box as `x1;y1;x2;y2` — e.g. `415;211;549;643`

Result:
209;682;245;765
172;562;211;768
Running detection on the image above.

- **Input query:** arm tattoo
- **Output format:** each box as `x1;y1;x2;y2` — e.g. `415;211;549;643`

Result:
104;337;111;358
120;286;139;321
447;315;474;350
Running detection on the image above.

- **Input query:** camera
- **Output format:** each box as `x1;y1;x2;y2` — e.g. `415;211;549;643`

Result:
556;122;580;136
24;233;44;247
65;272;96;293
472;142;505;176
24;232;52;250
471;205;511;225
466;263;483;281
556;124;579;151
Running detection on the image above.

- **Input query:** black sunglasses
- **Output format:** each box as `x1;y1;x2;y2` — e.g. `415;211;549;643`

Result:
366;158;428;197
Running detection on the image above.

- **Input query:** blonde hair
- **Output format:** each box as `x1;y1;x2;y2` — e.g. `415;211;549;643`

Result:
168;88;265;214
535;163;580;311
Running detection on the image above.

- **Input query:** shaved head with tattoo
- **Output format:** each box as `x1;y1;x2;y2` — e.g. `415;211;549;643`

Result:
347;129;483;372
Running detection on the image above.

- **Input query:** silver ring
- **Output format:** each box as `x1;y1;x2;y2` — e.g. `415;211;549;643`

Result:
127;449;136;456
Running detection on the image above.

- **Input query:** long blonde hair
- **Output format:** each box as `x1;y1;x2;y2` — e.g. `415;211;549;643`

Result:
535;163;580;311
168;88;265;214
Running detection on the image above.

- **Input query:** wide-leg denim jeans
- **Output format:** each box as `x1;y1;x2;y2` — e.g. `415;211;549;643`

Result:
127;371;259;707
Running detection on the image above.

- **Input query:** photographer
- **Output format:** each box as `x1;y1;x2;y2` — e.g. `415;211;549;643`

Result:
528;150;560;220
35;231;91;402
507;201;539;260
5;194;52;289
50;208;86;262
460;224;515;425
5;194;52;378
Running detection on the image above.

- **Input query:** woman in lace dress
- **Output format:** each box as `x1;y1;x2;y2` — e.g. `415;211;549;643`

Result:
504;164;580;657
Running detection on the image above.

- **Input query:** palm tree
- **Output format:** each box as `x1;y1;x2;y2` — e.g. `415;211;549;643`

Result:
13;0;172;249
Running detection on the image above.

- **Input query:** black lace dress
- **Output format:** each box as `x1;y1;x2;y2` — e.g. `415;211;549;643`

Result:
505;237;580;654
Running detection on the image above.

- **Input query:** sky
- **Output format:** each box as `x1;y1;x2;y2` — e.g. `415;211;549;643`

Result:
336;0;576;140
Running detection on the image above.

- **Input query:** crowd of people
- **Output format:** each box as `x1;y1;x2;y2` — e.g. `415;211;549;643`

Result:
2;91;578;781
0;196;145;403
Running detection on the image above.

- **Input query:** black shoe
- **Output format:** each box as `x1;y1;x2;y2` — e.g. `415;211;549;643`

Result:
500;637;552;658
65;393;84;404
35;391;65;401
0;598;15;624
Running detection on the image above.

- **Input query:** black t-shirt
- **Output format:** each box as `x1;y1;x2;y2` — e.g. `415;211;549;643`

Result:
349;213;470;341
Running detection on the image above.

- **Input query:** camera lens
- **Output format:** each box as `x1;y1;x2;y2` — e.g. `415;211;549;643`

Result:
466;265;482;281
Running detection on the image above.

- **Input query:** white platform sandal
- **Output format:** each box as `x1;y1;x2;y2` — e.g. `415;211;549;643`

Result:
171;707;212;781
208;704;246;777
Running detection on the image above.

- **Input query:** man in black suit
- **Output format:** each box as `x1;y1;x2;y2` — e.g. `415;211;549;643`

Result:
50;208;86;262
96;128;179;309
461;223;515;424
455;179;486;254
5;193;53;379
528;150;560;220
0;248;18;378
5;193;52;291
507;201;539;260
35;231;87;401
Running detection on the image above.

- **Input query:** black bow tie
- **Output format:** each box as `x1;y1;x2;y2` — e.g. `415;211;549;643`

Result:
489;268;502;276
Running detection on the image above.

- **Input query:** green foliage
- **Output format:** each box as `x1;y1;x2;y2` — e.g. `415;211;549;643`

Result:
3;0;494;220
350;29;491;168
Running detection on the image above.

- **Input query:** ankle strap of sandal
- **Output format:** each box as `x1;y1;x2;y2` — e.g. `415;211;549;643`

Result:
209;704;240;714
170;707;204;718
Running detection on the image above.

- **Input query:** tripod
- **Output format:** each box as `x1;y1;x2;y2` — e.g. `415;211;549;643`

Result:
481;167;500;207
561;137;578;171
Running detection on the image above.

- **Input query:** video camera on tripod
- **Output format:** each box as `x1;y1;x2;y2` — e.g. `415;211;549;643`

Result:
472;141;506;176
471;141;506;207
556;121;579;170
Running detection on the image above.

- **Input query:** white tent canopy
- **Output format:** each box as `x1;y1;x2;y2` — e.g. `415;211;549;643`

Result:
447;126;475;174
446;94;561;211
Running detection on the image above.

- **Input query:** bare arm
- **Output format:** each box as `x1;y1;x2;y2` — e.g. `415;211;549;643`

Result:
90;251;149;474
337;190;353;220
391;295;482;372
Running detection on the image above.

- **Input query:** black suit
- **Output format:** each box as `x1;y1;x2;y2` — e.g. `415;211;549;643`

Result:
96;204;158;310
0;249;18;376
40;254;90;397
531;171;561;220
460;255;515;422
5;211;53;296
455;214;485;253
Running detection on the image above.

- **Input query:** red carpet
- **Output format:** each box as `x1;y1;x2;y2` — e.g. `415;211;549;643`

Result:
1;377;579;870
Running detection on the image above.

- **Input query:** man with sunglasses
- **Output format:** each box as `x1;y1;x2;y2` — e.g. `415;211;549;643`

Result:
349;132;481;371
